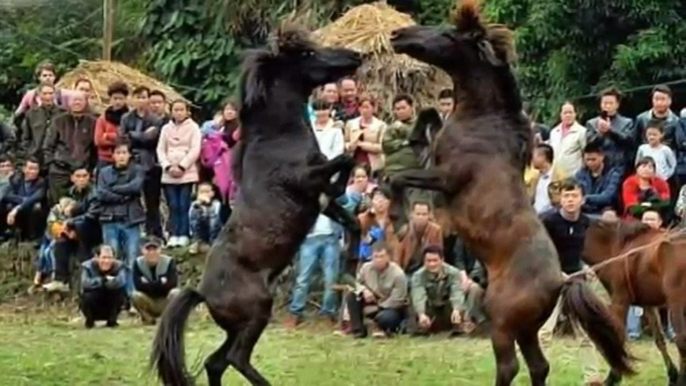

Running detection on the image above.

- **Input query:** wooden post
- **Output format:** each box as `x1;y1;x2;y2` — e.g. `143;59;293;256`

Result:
102;0;114;61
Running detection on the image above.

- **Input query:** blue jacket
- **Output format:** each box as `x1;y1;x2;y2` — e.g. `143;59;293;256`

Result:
97;163;145;226
80;258;126;292
574;165;622;214
3;173;46;212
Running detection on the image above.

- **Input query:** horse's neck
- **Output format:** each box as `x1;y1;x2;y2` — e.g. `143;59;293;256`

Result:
242;87;309;137
452;67;521;117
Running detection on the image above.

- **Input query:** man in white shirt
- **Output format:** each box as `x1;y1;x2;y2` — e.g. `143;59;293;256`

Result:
286;101;345;328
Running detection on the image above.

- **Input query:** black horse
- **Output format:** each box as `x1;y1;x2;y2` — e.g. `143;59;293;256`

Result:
151;23;362;386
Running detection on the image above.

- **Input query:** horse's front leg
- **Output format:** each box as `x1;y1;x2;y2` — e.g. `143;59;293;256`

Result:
388;167;450;192
322;200;360;261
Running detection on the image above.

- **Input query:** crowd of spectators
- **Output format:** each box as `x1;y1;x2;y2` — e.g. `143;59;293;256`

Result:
2;59;678;342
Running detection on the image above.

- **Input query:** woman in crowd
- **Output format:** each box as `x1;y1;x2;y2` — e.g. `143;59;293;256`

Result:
157;100;202;247
346;164;377;213
622;156;670;218
344;93;386;179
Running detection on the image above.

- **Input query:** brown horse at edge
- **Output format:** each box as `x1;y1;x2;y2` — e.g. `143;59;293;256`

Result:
585;220;686;385
389;1;634;385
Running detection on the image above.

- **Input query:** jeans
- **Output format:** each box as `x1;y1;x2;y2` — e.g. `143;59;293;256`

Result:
36;237;55;277
288;234;341;317
164;183;193;237
102;222;141;296
189;200;222;243
627;306;675;339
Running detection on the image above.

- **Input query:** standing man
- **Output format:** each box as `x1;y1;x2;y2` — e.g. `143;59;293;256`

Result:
384;94;425;228
149;90;171;125
42;91;97;204
21;83;63;166
539;178;602;384
584;87;634;174
119;86;164;240
635;85;680;147
335;77;360;123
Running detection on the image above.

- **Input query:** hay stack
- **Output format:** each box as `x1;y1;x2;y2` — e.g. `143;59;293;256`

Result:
56;60;186;114
314;2;451;115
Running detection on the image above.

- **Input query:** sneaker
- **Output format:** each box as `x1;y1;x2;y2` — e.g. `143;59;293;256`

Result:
199;242;211;254
178;236;190;247
189;241;200;255
106;320;119;328
43;281;70;293
167;236;178;248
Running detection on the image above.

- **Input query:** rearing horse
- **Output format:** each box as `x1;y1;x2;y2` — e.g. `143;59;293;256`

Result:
390;1;634;385
150;23;362;386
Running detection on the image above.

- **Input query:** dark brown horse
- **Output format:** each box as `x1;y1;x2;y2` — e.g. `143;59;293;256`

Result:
585;220;686;385
389;1;634;385
150;24;362;386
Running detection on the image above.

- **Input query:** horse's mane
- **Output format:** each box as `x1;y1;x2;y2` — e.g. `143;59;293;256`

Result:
449;0;516;66
240;21;315;109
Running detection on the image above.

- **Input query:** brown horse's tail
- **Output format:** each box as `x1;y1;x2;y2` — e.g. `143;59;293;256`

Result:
560;280;635;376
150;288;205;386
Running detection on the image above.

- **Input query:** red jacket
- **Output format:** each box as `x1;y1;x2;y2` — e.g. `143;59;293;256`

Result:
94;110;121;163
621;175;670;214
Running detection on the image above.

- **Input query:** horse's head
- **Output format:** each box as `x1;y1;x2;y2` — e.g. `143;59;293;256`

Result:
241;23;362;109
583;219;653;265
391;0;514;74
390;0;519;116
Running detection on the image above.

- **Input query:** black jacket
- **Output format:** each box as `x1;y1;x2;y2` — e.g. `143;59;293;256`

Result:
21;105;64;163
67;184;100;223
43;113;97;174
97;163;145;226
3;172;46;212
118;111;162;171
133;255;178;298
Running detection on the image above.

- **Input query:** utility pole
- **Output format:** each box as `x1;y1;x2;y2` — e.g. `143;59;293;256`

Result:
103;0;114;61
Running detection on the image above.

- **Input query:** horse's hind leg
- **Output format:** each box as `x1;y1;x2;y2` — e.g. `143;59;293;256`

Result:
205;334;237;386
228;315;271;386
516;331;549;386
645;307;678;385
491;326;519;386
668;304;686;385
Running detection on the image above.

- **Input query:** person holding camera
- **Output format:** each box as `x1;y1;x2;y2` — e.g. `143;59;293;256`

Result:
79;244;126;329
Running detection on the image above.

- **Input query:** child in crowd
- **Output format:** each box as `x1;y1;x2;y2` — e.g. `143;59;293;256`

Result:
31;197;76;292
188;182;222;254
635;122;676;181
157;100;201;248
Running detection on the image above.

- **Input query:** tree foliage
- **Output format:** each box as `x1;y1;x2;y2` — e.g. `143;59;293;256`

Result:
484;0;686;122
0;0;144;110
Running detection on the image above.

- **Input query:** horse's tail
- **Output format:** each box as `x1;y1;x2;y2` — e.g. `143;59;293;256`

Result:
150;288;205;386
560;280;635;376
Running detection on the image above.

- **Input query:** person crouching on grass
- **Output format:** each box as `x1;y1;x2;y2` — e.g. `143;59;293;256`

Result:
406;244;468;336
346;241;407;339
79;244;126;329
131;236;179;325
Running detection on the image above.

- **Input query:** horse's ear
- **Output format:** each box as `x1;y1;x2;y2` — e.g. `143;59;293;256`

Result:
476;40;504;67
241;50;275;108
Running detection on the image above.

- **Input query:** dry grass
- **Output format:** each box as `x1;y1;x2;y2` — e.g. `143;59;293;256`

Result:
313;2;451;116
56;60;187;114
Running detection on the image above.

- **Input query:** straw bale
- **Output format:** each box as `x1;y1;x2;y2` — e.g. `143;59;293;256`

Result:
313;2;451;116
56;60;187;114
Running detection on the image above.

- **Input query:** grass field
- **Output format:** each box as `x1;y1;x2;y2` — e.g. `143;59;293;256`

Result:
0;308;676;386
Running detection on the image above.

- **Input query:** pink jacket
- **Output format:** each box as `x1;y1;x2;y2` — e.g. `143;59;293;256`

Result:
157;118;202;184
